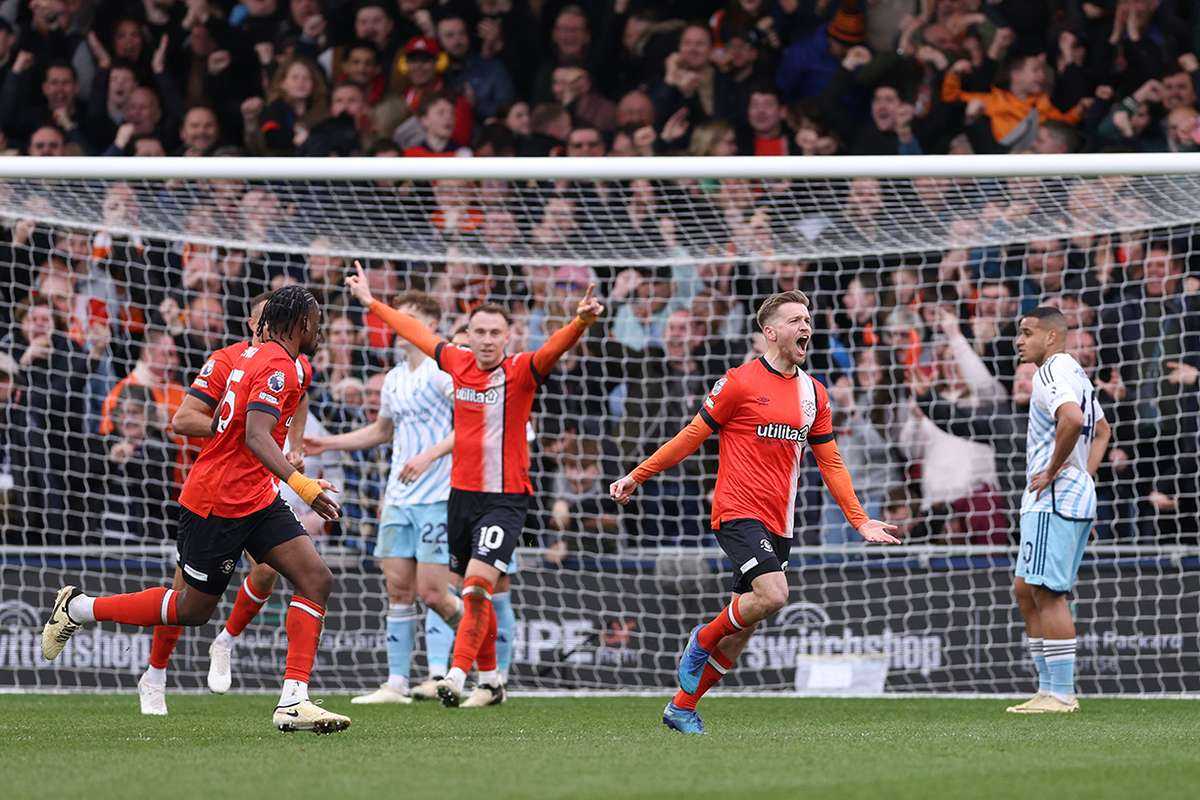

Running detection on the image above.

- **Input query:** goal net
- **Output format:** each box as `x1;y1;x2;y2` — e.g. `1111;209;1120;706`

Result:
1;155;1197;696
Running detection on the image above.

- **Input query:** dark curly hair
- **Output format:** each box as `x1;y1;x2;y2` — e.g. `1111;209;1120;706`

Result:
256;285;320;343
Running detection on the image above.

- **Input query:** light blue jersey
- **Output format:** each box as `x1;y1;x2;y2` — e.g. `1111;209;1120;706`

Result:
379;357;453;506
1020;352;1103;521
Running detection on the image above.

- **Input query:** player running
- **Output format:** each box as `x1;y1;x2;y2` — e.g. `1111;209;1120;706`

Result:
1007;306;1110;714
345;261;603;708
42;287;350;734
610;290;901;735
137;291;310;715
305;290;464;705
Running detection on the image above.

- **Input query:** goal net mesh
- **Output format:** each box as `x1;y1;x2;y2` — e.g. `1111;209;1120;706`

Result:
0;168;1197;695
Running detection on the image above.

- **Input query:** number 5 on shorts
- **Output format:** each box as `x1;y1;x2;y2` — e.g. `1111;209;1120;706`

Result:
480;525;504;550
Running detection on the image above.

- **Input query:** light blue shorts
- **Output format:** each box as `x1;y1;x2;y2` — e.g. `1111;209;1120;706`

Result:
1016;511;1092;592
374;502;449;564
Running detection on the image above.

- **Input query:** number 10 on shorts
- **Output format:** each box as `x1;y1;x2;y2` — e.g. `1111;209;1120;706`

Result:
479;525;505;550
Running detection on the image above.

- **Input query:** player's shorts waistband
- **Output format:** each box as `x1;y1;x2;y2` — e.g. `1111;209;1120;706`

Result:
449;488;533;500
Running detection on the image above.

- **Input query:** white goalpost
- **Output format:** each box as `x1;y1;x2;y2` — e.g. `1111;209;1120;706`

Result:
0;154;1196;696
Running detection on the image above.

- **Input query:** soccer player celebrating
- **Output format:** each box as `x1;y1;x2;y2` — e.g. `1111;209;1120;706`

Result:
137;291;310;715
345;261;603;707
42;288;351;734
305;290;463;705
610;290;901;735
1007;307;1110;714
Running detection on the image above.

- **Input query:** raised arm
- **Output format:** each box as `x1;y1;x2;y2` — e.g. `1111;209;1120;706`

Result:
346;261;443;359
530;284;605;377
609;415;713;504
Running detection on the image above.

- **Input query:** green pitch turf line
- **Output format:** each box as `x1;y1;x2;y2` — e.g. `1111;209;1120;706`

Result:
2;695;1197;800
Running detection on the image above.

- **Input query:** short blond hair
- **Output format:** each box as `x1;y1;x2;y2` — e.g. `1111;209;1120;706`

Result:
755;290;810;331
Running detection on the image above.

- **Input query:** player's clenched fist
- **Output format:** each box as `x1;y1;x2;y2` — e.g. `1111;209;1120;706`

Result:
609;474;640;505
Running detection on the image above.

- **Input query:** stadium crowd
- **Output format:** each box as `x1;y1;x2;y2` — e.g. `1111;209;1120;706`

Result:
1;0;1199;554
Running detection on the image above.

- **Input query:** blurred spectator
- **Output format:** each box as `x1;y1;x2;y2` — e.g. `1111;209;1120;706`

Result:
244;55;329;155
820;355;901;546
777;0;865;103
521;100;570;156
178;105;221;156
97;329;183;439
0;299;96;539
437;13;514;122
737;83;797;155
942;52;1092;153
91;383;176;540
1099;239;1200;541
391;36;473;150
532;5;596;104
552;65;615;133
26;123;65;155
610;267;675;353
546;437;620;558
650;24;717;127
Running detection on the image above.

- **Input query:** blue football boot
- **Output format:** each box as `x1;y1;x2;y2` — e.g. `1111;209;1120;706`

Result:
676;624;710;695
662;702;705;735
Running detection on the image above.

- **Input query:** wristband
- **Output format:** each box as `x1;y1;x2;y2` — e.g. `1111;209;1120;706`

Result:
286;471;323;505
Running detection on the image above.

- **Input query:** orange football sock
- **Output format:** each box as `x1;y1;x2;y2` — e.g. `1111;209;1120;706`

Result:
148;625;183;669
93;587;179;627
673;648;734;711
225;577;271;637
283;596;325;683
451;576;494;673
696;596;745;652
475;602;499;672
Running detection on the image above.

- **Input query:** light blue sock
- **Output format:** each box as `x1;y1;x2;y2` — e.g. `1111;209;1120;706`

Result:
493;591;516;679
385;603;418;688
424;607;454;679
1044;638;1077;699
1028;637;1051;692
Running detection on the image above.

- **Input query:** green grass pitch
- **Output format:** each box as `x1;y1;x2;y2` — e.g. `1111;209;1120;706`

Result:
2;695;1198;800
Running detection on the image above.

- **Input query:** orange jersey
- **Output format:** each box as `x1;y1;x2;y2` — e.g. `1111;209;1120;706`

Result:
178;341;311;518
698;357;834;537
367;300;589;496
186;341;252;411
435;342;543;494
